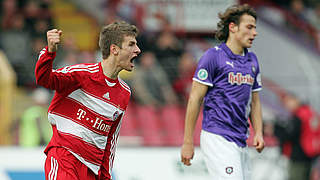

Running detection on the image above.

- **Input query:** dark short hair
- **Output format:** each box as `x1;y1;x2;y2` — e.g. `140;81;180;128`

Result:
99;21;139;59
215;4;257;42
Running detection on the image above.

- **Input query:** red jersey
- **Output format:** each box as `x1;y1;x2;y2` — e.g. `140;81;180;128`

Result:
35;47;131;179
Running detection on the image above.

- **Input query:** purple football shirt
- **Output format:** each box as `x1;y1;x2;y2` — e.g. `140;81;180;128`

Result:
193;43;262;147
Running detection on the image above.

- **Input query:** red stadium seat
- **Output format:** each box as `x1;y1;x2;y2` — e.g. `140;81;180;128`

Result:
120;103;139;136
161;105;185;146
135;105;165;146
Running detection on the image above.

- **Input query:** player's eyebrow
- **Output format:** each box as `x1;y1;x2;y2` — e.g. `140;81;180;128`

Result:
247;24;256;28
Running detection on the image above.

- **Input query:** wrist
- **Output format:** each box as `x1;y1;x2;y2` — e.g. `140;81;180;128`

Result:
48;47;55;52
45;46;56;56
183;139;194;145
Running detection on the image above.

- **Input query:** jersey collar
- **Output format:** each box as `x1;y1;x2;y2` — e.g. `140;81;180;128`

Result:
98;62;119;87
220;43;251;61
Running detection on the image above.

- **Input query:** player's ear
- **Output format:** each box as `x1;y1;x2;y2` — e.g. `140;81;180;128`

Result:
110;44;119;55
229;22;238;33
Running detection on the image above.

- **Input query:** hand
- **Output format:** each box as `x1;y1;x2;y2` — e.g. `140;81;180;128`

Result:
181;143;194;166
47;29;62;52
253;133;264;153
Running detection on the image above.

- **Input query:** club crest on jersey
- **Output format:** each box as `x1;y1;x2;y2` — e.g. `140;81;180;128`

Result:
198;69;208;80
228;72;254;85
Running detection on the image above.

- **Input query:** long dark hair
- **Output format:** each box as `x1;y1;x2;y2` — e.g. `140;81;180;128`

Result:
215;4;257;42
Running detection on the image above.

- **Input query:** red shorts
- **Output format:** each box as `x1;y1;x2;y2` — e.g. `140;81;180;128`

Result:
45;147;98;180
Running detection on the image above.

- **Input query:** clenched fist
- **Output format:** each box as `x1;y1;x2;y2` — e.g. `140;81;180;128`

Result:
47;29;62;52
181;143;194;166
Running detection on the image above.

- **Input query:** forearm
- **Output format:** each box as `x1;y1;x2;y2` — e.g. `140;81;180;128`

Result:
35;47;78;92
183;95;202;144
35;47;56;89
250;99;263;135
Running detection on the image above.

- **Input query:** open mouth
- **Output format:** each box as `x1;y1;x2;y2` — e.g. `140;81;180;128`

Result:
130;55;138;63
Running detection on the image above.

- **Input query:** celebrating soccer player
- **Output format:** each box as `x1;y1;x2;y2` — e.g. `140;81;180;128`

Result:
35;21;140;180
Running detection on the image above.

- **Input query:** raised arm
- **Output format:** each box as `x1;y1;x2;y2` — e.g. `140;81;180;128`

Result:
181;81;208;166
35;29;79;92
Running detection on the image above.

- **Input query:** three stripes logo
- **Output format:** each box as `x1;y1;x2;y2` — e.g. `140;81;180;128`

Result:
48;157;59;180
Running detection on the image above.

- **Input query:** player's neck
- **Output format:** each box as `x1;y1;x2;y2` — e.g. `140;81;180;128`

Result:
101;57;121;80
226;39;244;55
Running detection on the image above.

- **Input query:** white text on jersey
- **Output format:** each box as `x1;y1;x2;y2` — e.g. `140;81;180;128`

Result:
228;72;254;85
77;108;111;133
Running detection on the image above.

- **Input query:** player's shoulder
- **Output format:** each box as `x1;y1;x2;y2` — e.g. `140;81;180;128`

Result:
199;46;222;63
118;77;131;94
205;46;223;56
56;63;100;74
68;63;100;72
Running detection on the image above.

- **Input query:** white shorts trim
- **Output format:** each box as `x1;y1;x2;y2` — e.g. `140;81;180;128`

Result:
200;130;251;180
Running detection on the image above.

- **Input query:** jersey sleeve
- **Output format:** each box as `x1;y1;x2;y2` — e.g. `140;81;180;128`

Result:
193;49;216;87
251;53;262;92
35;46;80;92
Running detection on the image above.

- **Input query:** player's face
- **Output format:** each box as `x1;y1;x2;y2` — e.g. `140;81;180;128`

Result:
235;14;257;48
118;35;141;71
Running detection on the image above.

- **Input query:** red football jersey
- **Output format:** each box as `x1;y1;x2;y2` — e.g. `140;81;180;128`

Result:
35;47;131;179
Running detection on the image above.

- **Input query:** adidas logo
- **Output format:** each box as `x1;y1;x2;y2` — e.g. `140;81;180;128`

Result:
103;92;110;100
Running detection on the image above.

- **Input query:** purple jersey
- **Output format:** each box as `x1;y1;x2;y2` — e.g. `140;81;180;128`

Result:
193;43;262;147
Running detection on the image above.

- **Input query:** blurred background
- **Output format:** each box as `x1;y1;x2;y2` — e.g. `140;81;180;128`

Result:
0;0;320;179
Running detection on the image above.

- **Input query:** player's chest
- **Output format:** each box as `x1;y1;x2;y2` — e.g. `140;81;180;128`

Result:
217;59;257;86
80;79;129;109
